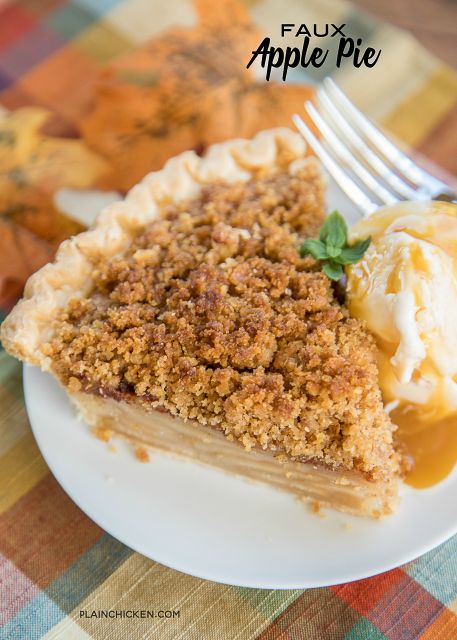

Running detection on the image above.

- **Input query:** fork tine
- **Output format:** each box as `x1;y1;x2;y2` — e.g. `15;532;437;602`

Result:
292;114;378;216
305;101;398;206
317;86;419;200
323;78;448;196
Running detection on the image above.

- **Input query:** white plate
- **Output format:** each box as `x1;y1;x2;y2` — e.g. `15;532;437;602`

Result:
24;358;457;590
22;183;457;589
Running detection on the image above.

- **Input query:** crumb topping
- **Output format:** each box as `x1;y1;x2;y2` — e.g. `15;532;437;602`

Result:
135;445;150;463
45;164;400;480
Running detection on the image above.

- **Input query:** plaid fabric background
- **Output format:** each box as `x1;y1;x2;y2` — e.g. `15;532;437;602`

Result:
1;0;457;638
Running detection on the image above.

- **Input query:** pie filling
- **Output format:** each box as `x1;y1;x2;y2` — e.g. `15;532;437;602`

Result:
40;163;402;516
71;391;398;518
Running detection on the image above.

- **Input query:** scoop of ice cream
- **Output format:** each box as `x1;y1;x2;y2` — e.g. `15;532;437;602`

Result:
346;200;457;420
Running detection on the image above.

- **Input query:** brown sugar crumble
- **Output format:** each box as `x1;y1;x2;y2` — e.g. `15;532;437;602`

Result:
93;426;112;442
310;500;321;515
45;164;400;481
135;446;150;463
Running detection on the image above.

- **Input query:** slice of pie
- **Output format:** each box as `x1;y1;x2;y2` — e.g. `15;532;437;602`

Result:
1;129;402;518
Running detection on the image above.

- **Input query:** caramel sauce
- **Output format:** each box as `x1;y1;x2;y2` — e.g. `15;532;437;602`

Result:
410;244;431;273
385;265;401;295
391;405;457;488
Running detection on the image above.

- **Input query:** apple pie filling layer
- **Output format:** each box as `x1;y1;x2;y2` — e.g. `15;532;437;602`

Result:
44;164;401;484
71;392;398;518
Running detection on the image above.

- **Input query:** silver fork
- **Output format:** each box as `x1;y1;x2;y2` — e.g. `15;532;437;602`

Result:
292;78;456;216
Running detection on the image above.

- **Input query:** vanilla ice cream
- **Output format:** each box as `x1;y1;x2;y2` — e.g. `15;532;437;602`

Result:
346;200;457;421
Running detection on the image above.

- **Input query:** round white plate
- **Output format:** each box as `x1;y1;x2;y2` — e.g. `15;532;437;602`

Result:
24;364;457;589
22;181;457;588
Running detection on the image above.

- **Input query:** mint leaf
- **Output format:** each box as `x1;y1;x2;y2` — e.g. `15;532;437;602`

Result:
300;238;329;260
322;262;344;281
337;237;371;264
319;211;347;248
325;244;342;259
298;210;370;284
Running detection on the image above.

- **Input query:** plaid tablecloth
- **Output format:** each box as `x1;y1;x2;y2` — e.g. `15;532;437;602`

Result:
1;1;457;639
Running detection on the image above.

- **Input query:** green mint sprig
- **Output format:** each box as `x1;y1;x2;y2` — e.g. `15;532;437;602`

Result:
300;211;371;281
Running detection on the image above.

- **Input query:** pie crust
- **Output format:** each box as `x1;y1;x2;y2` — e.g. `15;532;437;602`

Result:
1;128;401;518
